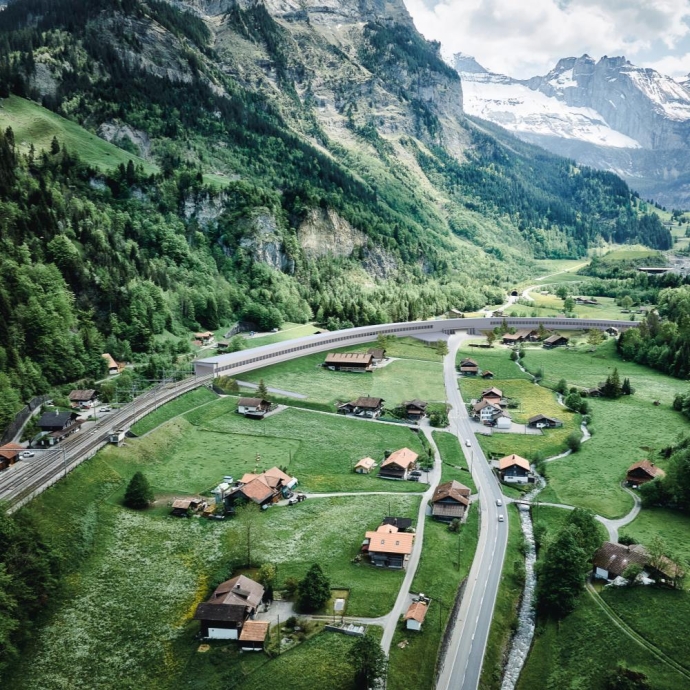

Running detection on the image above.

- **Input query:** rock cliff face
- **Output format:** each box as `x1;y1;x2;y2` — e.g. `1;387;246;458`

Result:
238;210;295;273
297;208;365;259
457;53;690;207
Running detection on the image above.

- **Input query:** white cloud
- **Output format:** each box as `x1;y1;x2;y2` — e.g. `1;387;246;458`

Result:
645;53;690;79
404;0;690;78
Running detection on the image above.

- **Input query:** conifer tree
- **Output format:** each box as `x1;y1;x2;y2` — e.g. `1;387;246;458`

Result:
124;472;154;509
297;564;331;612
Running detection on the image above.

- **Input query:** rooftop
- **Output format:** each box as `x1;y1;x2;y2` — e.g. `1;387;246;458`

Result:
239;620;270;643
498;454;531;472
381;447;419;469
324;352;373;365
404;601;428;623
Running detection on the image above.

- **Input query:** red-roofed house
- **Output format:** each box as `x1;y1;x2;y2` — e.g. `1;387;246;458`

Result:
498;454;533;484
378;448;418;480
626;460;666;487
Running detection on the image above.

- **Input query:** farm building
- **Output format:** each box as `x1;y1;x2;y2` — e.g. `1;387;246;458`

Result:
102;353;122;375
362;524;415;569
378;447;419;480
481;371;494;379
592;542;649;580
481;387;504;405
527;414;563;429
338;397;385;418
367;347;386;364
502;330;539;345
194;575;264;640
626;460;666;487
446;308;464;318
431;480;471;522
498;454;533;484
68;389;98;408
324;352;374;373
239;620;270;651
543;334;569;349
354;457;376;474
171;498;204;517
459;358;479;375
194;331;215;345
404;601;429;631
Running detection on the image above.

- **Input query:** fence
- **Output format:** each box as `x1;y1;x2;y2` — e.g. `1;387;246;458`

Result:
0;395;50;445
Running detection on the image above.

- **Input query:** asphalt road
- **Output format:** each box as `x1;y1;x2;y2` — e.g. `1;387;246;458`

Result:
436;333;509;690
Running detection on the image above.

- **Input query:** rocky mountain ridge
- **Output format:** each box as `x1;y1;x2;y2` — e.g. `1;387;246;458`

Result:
456;53;690;207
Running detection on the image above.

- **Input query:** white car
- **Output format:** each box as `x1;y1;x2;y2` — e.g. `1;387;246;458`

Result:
22;451;35;458
465;439;471;448
496;499;503;507
498;514;505;522
99;407;111;412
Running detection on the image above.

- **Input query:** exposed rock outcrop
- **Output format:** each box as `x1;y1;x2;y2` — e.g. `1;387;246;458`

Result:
297;208;365;259
238;210;295;273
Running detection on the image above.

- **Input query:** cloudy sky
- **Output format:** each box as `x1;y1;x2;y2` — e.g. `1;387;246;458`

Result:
405;0;690;79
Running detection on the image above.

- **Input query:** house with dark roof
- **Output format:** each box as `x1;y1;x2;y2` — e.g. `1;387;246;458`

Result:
194;574;264;640
543;334;569;349
498;454;533;484
402;399;427;421
378;448;418;480
481;370;494;379
431;481;471;522
324;352;374;373
459;358;479;375
481;387;504;405
338;397;385;418
471;399;503;424
237;398;271;419
592;542;648;580
626;460;666;487
362;523;415;569
35;410;82;446
367;347;386;364
527;414;563;429
68;389;98;408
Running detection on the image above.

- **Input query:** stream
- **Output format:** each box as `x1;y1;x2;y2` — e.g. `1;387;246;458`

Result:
499;475;545;690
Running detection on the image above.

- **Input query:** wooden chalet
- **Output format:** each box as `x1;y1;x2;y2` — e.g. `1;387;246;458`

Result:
459;358;479;375
36;410;82;446
237;398;271;419
446;308;465;319
472;399;503;424
498;454;533;484
527;414;563;429
324;352;374;373
404;601;429;631
431;480;471;522
543;334;569;349
362;523;415;569
402;399;428;421
354;457;376;474
367;347;387;364
194;574;264;640
378;447;418;480
68;389;98;408
481;387;504;406
481;370;494;379
338;396;385;418
0;443;23;471
626;460;666;487
194;331;215;345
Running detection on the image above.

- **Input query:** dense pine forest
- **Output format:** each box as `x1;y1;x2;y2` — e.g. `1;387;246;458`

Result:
0;0;675;428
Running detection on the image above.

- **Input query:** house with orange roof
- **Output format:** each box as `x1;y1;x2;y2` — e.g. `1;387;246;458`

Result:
226;466;298;508
404;600;429;631
0;443;24;471
378;447;419;480
354;457;376;474
498;454;533;484
362;523;415;568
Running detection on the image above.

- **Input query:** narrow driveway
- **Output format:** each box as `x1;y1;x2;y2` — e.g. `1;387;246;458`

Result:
437;334;509;690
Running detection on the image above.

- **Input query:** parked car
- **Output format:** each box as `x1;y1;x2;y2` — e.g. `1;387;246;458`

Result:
21;451;35;458
410;470;422;477
496;499;503;507
99;407;111;412
498;514;505;522
407;475;419;482
288;497;299;506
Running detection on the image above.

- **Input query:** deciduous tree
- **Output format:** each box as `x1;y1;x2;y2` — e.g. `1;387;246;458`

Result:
348;634;388;689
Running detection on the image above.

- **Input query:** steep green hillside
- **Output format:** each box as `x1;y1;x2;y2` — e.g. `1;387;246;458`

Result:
0;94;157;174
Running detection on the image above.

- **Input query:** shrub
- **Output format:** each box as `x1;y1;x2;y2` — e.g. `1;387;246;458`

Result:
566;431;581;453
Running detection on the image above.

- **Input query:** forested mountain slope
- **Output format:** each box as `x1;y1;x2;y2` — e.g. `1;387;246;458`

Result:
0;0;671;415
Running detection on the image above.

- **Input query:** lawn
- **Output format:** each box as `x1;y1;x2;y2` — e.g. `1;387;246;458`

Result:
102;400;429;494
602;587;690;672
12;450;417;689
0;94;157;174
241;323;323;350
524;292;637;321
131;387;219;436
624;508;690;564
238;350;445;408
517;592;688;690
538;396;684;518
434;430;477;492
460;378;579;462
522;339;690;404
479;503;524;690
388;509;480;690
455;342;531;381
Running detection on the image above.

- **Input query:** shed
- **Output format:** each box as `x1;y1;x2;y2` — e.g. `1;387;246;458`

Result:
0;443;23;471
354;457;376;474
404;601;429;631
239;620;270;650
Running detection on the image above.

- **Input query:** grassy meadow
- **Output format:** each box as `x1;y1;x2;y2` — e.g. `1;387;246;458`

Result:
103;399;428;494
0;94;157;174
624;508;690;564
434;430;477;492
455;343;531;380
238;349;445;408
131;387;219;436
